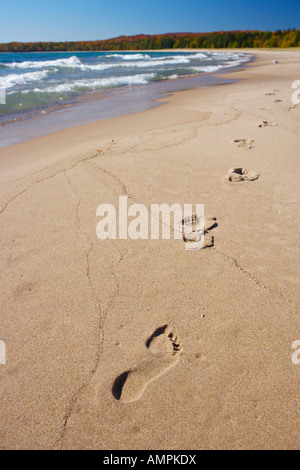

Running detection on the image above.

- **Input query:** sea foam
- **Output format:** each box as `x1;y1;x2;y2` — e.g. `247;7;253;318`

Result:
3;56;82;69
30;74;156;93
0;70;49;88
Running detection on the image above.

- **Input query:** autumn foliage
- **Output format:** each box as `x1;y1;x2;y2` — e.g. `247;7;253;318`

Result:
0;30;299;53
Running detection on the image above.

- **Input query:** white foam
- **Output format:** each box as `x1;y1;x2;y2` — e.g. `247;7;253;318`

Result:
185;52;208;59
31;73;155;93
210;52;251;62
0;70;49;89
1;52;250;77
3;56;83;69
223;60;243;68
119;57;191;67
105;53;151;60
191;65;224;73
78;63;118;71
71;56;192;72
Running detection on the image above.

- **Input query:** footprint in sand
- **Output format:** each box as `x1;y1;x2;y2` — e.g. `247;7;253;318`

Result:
180;215;217;249
113;325;182;403
265;90;282;96
227;168;260;182
259;120;277;128
233;138;254;149
273;99;283;103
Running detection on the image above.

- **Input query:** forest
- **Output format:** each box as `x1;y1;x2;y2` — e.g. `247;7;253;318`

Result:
0;29;299;52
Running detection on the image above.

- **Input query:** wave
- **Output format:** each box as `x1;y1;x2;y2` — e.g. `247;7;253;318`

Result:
191;56;251;73
82;56;192;69
0;53;251;76
116;56;192;68
0;70;48;89
2;56;83;69
0;54;200;71
105;53;151;60
105;53;205;61
1;56;115;72
171;52;208;60
222;60;246;68
210;52;251;61
36;56;194;72
191;65;224;73
191;52;208;59
26;73;155;94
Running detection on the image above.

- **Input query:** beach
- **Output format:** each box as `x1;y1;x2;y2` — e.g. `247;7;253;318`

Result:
0;49;299;450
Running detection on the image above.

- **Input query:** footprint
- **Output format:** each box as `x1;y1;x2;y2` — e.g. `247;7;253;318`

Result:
227;168;260;182
265;92;276;96
233;138;254;149
181;214;217;232
113;325;182;403
273;99;283;103
184;231;214;249
180;215;217;249
258;120;277;128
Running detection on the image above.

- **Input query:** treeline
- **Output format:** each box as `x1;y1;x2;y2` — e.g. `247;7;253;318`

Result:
0;29;299;53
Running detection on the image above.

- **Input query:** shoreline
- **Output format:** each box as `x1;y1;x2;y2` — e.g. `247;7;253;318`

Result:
0;49;254;149
0;49;299;450
1;47;299;53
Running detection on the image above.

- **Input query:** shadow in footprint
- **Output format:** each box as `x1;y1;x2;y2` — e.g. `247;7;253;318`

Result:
112;325;182;403
233;138;254;149
112;371;130;401
259;121;277;128
179;215;217;249
227;168;259;182
146;325;168;348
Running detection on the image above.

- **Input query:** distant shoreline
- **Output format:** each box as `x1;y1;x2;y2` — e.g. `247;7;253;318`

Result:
1;29;299;51
0;47;299;54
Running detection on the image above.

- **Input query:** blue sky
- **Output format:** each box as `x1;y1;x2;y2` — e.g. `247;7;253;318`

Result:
1;0;299;43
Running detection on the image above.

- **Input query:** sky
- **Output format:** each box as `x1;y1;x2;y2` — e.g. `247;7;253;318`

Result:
1;0;299;43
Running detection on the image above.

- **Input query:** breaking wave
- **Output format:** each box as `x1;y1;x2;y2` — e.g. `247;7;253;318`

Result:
0;70;49;88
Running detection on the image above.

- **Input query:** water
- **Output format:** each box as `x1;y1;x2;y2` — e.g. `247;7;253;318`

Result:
0;51;252;147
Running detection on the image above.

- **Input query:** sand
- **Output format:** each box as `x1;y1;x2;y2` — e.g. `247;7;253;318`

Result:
0;50;299;450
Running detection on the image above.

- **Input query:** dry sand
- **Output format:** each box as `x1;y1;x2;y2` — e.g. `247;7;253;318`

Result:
0;50;299;450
